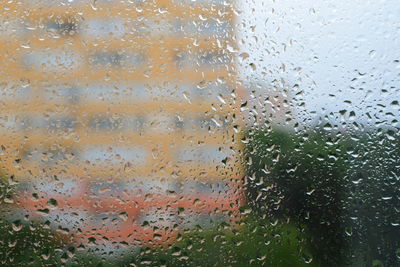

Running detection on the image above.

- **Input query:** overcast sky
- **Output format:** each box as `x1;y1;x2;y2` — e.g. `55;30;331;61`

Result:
237;0;400;129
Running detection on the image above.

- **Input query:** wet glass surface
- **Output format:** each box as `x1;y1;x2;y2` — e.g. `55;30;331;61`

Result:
0;0;399;266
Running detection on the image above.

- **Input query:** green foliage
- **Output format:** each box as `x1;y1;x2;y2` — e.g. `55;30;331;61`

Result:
0;218;64;266
128;214;316;267
0;212;315;266
245;128;400;266
246;129;351;266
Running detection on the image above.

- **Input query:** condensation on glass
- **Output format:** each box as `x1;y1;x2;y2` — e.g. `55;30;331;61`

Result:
1;0;399;266
0;0;246;265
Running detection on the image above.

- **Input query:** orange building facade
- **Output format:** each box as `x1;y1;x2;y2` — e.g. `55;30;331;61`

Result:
0;0;244;253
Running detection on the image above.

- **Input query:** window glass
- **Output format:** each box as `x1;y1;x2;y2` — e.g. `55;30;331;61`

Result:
0;0;398;266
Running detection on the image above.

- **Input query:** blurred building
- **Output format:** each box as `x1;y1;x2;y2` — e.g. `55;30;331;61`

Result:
0;0;244;252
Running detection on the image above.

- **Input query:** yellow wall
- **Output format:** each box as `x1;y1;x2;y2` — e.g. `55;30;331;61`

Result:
0;0;244;183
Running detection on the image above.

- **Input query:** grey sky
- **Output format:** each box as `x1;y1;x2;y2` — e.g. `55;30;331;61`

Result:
238;0;400;129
